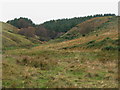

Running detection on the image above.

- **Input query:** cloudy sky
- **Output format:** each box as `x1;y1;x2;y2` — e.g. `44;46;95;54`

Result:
0;0;119;24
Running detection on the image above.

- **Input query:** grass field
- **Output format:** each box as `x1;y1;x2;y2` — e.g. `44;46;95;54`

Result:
2;45;118;88
2;31;118;88
2;16;119;88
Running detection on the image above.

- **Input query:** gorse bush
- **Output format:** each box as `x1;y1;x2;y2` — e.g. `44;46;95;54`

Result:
87;40;96;45
102;46;120;51
8;30;14;33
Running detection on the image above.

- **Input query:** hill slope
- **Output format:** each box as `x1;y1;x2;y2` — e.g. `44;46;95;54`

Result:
47;16;118;51
1;22;19;33
60;16;116;40
1;22;33;49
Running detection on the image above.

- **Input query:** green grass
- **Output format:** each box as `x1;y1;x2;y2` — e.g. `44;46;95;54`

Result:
1;22;18;33
3;30;33;47
3;47;118;88
1;21;36;49
61;37;119;51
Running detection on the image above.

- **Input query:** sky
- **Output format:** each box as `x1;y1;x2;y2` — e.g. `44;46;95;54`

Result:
0;0;119;24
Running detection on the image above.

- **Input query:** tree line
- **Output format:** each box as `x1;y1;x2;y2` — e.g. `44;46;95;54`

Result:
6;14;116;41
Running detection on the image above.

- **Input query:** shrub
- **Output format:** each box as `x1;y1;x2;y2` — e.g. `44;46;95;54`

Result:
82;34;85;37
87;40;96;45
112;39;120;45
96;34;98;36
87;44;95;48
8;30;13;33
102;46;120;51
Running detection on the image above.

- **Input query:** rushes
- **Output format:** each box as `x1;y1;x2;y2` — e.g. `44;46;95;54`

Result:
17;55;58;70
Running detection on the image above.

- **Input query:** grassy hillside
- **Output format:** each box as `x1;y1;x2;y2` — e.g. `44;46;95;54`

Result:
2;31;33;48
1;22;33;49
2;16;119;88
59;16;116;40
1;22;19;33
